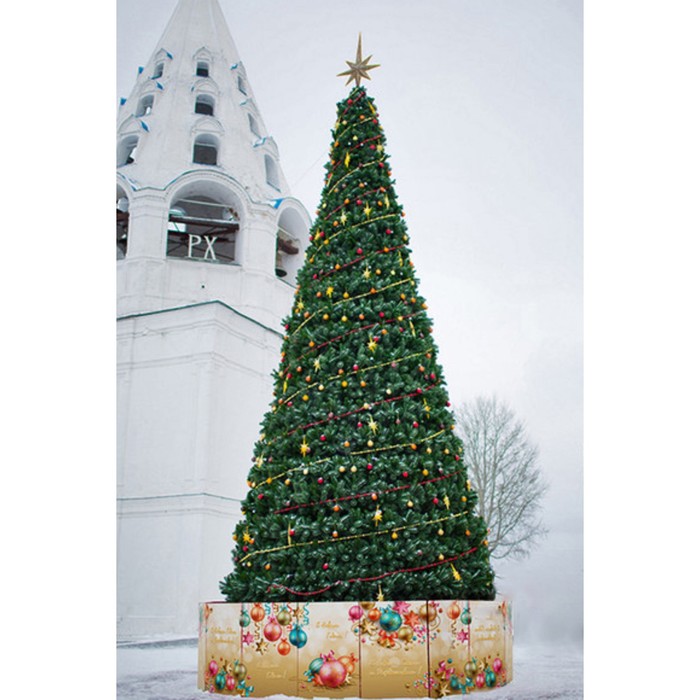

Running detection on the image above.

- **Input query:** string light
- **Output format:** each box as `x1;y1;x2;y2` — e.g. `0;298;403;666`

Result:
266;547;478;597
273;472;456;515
238;508;472;564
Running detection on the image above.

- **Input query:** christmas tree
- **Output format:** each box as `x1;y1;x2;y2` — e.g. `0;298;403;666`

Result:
221;42;495;604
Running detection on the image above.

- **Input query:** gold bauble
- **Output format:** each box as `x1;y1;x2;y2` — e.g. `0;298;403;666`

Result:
397;625;413;642
419;603;437;622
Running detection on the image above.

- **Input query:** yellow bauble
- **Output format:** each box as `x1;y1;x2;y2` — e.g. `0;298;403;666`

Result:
419;603;438;622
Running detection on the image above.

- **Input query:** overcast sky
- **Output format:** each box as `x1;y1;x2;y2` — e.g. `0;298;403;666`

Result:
117;0;583;643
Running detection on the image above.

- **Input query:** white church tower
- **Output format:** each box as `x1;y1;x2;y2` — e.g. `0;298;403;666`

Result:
116;0;310;640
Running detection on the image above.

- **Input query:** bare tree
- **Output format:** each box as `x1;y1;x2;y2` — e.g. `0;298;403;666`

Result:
455;396;548;560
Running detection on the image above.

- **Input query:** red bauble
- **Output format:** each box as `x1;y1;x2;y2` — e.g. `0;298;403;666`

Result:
209;660;219;676
348;604;364;621
263;619;282;642
226;676;236;690
277;638;291;656
368;607;381;622
475;672;486;688
446;602;461;620
318;659;347;688
250;604;265;622
493;658;503;674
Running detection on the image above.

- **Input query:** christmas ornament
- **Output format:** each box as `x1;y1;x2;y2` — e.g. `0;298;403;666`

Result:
226;675;236;691
493;657;503;674
397;625;413;642
307;656;325;679
239;611;251;627
419;602;437;623
233;662;247;681
337;653;358;676
446;602;461;620
250;604;265;623
485;668;497;687
318;656;348;688
276;607;292;626
208;660;219;676
215;671;227;690
348;604;364;621
289;624;308;649
379;608;403;632
277;638;291;656
263;618;282;642
475;672;486;688
460;609;472;626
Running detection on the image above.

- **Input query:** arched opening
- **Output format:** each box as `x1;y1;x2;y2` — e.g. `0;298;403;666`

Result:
167;184;242;264
264;154;280;190
152;62;164;79
196;61;210;77
194;94;215;116
275;208;307;280
116;186;129;259
237;75;247;95
248;113;261;137
193;134;219;165
136;94;154;117
117;136;139;166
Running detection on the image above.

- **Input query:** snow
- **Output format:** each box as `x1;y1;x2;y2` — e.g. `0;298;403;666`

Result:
117;640;582;699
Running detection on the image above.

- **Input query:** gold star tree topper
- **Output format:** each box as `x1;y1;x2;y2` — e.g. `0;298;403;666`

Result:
337;33;380;87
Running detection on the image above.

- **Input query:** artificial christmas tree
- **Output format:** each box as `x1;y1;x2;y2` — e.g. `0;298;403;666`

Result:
201;39;512;696
220;54;495;606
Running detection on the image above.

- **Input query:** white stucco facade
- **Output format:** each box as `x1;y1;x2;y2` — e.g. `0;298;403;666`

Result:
116;0;310;640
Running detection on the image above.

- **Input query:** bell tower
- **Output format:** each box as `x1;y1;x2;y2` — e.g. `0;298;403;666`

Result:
116;0;310;640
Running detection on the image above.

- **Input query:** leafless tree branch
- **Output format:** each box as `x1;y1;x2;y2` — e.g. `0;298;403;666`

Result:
455;396;548;560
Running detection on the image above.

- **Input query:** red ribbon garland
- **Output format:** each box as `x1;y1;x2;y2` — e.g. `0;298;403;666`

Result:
267;547;478;597
314;244;403;281
273;472;456;515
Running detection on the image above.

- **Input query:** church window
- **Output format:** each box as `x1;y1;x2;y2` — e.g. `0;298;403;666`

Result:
167;194;239;264
195;94;215;116
116;191;129;259
196;61;210;77
237;75;247;95
193;134;219;165
265;155;280;190
152;62;164;79
118;136;139;166
275;208;306;280
136;94;154;117
248;113;260;137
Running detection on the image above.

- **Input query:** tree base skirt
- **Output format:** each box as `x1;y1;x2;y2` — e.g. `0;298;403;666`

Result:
198;599;512;697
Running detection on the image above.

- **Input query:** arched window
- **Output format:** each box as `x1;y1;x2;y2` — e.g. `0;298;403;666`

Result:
136;94;154;117
237;75;247;95
275;208;307;280
118;136;139;166
116;187;129;259
167;191;240;264
264;155;280;190
196;61;209;77
193;134;219;165
152;62;164;79
194;94;215;116
248;113;260;137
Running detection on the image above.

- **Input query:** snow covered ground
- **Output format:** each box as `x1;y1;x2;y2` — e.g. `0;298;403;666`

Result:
117;640;582;699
